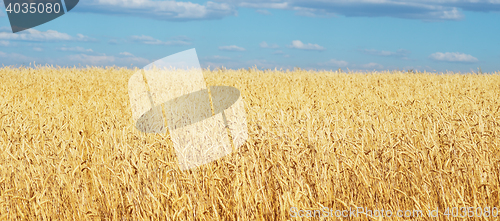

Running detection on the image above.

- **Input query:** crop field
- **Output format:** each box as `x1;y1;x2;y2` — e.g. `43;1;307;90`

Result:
0;66;499;220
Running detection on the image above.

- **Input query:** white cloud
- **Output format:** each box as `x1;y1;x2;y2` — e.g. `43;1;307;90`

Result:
171;35;192;41
203;55;231;60
108;39;119;44
33;47;43;52
69;54;115;65
0;40;10;46
260;41;279;49
0;51;32;61
202;58;291;70
213;0;500;21
74;0;236;21
271;50;290;57
20;0;498;22
319;59;349;67
68;53;150;67
317;58;383;70
123;56;150;65
0;29;95;42
256;9;272;15
292;6;337;18
75;34;96;42
120;52;134;56
429;52;478;63
361;62;384;69
130;35;191;45
361;49;410;57
131;35;160;43
58;46;94;52
361;49;412;60
368;50;396;56
219;45;246;51
239;2;288;9
288;40;325;51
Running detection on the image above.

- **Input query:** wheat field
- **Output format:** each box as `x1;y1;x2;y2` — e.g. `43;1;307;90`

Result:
0;66;499;220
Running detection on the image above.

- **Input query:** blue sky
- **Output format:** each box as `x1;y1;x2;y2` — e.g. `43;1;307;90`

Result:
0;0;499;72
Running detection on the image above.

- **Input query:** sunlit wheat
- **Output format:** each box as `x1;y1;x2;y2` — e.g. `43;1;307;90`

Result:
0;66;499;220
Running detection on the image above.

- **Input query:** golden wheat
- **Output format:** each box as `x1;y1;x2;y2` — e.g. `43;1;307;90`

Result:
0;66;499;220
